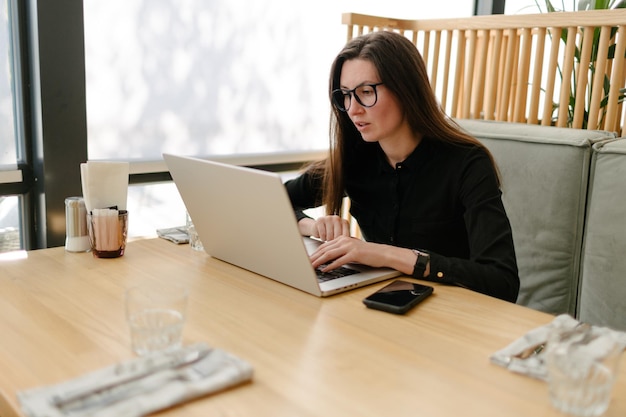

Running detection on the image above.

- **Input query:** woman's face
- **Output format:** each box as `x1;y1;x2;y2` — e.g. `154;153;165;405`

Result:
339;58;409;145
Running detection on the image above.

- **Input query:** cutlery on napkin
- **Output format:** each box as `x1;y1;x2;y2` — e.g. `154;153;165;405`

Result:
17;343;253;417
490;314;626;380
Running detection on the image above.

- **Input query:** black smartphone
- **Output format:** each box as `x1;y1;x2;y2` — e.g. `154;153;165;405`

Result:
363;280;434;314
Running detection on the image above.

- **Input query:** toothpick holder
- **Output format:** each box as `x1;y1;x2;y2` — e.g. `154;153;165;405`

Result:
87;209;129;258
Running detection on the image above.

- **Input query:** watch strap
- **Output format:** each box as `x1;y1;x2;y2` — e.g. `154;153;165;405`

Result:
411;249;429;277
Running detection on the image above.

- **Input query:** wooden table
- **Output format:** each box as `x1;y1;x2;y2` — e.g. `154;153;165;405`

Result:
0;238;624;417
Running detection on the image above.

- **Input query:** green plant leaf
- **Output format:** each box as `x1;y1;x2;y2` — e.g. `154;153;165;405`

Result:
535;0;623;131
603;74;611;97
545;0;558;12
607;43;616;59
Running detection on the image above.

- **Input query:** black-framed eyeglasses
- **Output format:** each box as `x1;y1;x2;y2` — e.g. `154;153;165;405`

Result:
331;82;384;112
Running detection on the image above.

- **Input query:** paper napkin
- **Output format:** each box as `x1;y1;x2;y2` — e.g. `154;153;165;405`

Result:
80;161;129;213
18;343;253;417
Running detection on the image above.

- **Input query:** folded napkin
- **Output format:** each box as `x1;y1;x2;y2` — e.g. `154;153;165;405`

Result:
156;226;190;244
18;343;253;417
80;161;129;213
490;314;626;380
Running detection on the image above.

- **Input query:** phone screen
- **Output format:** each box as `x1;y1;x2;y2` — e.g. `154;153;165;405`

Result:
363;280;433;314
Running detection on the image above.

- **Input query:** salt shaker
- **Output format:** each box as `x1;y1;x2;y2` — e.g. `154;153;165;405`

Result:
65;197;90;252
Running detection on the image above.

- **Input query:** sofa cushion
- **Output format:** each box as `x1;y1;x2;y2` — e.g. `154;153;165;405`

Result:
457;119;614;314
578;139;626;330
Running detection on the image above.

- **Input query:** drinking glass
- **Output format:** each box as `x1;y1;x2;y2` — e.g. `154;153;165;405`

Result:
185;212;204;251
125;283;188;356
545;323;623;417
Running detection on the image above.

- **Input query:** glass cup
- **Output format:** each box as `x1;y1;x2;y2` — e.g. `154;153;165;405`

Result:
185;212;204;251
125;283;189;356
87;210;128;258
545;323;624;417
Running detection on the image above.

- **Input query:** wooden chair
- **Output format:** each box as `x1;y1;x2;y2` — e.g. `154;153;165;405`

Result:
342;10;626;134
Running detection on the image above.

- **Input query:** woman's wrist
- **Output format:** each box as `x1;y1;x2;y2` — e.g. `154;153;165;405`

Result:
372;245;415;275
298;218;316;237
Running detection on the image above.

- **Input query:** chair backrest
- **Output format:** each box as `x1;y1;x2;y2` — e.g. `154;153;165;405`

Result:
578;138;626;330
342;10;626;135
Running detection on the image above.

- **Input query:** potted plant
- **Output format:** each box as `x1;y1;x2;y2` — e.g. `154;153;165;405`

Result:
534;0;626;129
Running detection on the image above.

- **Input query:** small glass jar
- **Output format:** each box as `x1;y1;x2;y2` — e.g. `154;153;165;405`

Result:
65;197;91;252
185;212;204;251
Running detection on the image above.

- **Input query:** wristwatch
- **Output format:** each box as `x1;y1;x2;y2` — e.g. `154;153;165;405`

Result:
411;249;430;278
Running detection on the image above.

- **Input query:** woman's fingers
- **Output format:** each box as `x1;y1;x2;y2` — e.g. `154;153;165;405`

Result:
311;236;360;270
315;215;350;241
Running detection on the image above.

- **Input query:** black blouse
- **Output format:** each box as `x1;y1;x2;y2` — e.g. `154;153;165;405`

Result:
285;138;520;302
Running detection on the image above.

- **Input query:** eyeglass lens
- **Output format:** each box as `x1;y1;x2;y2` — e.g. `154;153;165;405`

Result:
332;84;381;112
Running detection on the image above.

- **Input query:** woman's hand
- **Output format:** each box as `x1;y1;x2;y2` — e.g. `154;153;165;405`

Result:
298;215;350;242
311;236;383;271
310;236;422;276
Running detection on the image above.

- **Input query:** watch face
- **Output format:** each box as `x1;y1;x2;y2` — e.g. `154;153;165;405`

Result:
413;250;429;261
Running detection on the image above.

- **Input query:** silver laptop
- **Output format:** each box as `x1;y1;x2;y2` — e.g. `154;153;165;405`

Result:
163;153;401;296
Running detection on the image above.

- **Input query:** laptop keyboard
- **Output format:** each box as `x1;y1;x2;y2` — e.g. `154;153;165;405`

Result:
315;264;359;282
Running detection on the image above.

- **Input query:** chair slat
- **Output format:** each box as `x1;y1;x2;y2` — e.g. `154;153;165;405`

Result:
514;28;533;123
440;31;453;111
451;30;466;118
556;27;577;127
430;31;442;93
484;29;502;120
472;30;489;119
589;26;611;129
462;30;477;118
528;27;546;124
573;26;596;129
606;26;626;134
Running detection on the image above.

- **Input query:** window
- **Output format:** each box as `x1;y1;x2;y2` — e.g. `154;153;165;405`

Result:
2;0;480;252
83;0;475;237
0;0;16;166
0;0;22;252
84;0;474;161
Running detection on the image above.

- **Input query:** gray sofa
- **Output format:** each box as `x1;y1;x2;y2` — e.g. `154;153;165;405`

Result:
457;120;624;330
578;139;626;330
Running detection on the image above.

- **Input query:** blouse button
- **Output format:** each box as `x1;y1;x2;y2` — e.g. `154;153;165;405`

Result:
437;272;444;279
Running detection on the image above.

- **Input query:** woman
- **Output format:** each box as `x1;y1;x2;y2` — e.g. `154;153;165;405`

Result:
285;31;519;302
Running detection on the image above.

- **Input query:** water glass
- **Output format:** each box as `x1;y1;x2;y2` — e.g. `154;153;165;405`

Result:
125;283;188;356
185;212;204;251
545;323;623;417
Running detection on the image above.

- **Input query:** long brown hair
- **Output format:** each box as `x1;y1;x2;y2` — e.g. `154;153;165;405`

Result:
310;30;500;215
